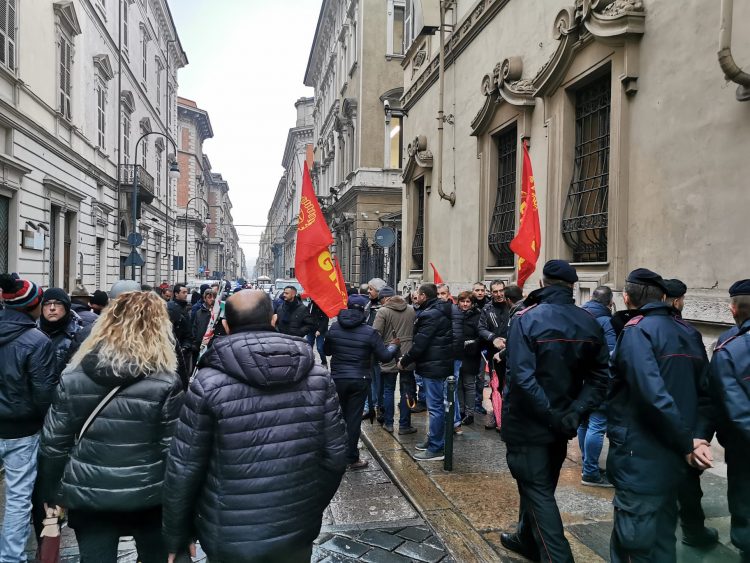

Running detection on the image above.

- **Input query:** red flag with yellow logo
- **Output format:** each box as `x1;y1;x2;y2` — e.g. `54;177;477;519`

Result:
295;161;348;318
509;140;541;288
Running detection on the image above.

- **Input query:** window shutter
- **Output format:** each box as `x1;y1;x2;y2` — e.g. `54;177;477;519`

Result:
7;0;14;70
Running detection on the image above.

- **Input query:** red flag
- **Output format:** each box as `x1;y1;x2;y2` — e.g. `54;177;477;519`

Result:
294;162;348;318
509;140;541;288
429;262;443;284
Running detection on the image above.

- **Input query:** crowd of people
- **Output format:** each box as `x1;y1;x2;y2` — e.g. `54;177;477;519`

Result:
0;260;748;563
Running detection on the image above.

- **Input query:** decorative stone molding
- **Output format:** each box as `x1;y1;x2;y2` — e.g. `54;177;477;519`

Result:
402;135;433;182
93;54;114;82
53;1;82;36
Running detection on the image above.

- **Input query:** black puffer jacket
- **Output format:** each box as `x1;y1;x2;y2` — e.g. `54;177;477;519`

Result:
168;299;194;351
276;297;316;337
70;302;98;328
162;329;347;561
400;298;453;379
40;313;83;379
457;306;482;375
323;309;398;380
0;309;56;439
38;351;184;510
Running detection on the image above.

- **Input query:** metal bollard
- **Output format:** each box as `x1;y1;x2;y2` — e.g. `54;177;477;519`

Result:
444;375;456;471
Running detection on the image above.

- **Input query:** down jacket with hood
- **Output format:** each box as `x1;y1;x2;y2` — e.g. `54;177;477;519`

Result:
399;298;453;379
372;296;415;372
0;309;56;438
324;308;399;379
162;329;348;561
38;350;184;510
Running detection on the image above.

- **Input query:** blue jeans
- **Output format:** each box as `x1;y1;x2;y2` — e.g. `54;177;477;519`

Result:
0;433;40;562
382;371;412;428
367;364;383;411
577;409;607;478
422;377;446;452
305;332;327;366
414;373;426;404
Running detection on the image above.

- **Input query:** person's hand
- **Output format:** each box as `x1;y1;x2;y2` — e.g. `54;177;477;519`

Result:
493;337;506;350
686;439;713;469
391;338;401;346
168;544;196;563
492;352;501;363
396;360;404;370
316;330;321;337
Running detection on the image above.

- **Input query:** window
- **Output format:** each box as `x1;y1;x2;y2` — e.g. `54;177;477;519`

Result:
155;147;162;194
50;206;59;285
0;0;16;71
59;35;72;119
141;29;147;83
488;126;517;267
155;60;162;113
388;116;402;168
404;0;413;53
389;1;405;55
97;82;106;149
96;237;105;289
141;138;147;171
411;177;424;269
122;0;128;51
0;194;8;273
562;73;611;263
122;110;131;164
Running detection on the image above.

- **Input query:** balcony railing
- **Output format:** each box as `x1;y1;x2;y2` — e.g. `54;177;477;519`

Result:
120;164;155;205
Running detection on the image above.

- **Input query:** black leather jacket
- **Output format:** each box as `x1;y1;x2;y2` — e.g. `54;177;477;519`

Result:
0;309;56;438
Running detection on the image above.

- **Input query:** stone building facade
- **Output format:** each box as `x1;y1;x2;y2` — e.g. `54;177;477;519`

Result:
304;0;405;287
0;0;186;291
399;0;750;340
256;97;314;282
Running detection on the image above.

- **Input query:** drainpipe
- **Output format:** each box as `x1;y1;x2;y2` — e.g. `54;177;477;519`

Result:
436;1;456;205
718;0;750;101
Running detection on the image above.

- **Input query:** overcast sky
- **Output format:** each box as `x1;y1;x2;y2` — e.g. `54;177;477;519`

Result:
170;0;320;271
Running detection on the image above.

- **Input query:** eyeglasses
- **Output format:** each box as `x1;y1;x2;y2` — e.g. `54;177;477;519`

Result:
43;300;64;308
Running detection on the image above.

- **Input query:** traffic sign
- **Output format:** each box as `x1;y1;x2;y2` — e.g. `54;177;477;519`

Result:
124;249;145;267
127;232;143;247
374;227;396;248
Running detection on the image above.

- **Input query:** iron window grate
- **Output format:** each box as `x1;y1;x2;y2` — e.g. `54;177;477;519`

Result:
411;180;424;269
562;74;611;263
0;195;8;273
488;125;517;267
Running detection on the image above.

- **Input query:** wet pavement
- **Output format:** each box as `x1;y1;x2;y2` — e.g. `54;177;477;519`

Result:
361;387;741;562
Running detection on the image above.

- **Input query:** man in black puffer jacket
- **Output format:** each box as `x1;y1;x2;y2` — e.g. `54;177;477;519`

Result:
0;274;54;562
275;285;316;338
324;294;398;469
163;290;347;563
398;283;453;462
38;288;83;378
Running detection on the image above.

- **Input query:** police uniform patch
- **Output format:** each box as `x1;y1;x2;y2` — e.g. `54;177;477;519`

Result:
624;315;644;327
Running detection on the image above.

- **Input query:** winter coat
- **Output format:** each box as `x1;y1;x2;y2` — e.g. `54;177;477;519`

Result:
399;298;453;380
582;300;617;353
323;309;398;380
365;299;381;326
607;302;712;495
192;305;213;352
0;309;56;439
276;298;316;338
308;301;330;335
502;285;610;446
70;302;98;328
161;329;347;561
38;351;183;510
41;312;83;379
456;306;482;375
478;300;511;344
372;296;416;373
168;299;194;351
710;319;750;449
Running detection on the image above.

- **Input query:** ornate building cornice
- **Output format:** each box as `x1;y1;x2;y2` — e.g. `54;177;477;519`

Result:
402;135;433;182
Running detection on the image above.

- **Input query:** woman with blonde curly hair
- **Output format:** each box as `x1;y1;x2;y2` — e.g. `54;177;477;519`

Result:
38;290;186;563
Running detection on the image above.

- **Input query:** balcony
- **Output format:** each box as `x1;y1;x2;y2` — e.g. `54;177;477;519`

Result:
120;164;155;205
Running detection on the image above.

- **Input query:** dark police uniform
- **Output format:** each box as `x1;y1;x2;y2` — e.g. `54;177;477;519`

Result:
608;301;712;563
502;281;609;563
710;316;750;556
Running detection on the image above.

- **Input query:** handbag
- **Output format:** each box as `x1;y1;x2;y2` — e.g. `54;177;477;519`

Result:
74;385;123;444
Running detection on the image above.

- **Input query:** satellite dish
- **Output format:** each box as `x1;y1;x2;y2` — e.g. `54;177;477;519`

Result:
374;227;396;248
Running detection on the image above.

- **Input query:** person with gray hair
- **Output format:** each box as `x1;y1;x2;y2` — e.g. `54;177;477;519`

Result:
364;277;387;421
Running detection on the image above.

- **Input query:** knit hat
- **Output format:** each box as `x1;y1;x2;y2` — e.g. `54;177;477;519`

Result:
41;287;71;310
90;289;109;308
0;274;43;310
368;278;387;293
378;286;396;299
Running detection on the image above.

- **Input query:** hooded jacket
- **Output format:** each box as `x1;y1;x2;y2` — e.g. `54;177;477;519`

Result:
399;298;453;379
582;299;617;353
323;309;398;379
0;309;56;438
38;351;184;510
162;329;347;561
372;296;416;373
70;302;98;328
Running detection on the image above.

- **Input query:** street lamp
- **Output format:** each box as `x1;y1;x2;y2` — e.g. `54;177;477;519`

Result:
184;196;210;284
130;131;179;280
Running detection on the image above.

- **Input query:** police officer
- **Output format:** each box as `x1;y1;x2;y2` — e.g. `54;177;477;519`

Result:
709;279;750;561
500;260;609;563
663;278;719;547
608;269;713;563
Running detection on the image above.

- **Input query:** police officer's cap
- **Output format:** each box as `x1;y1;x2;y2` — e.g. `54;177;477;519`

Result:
728;279;750;297
663;278;687;299
626;268;667;292
542;260;578;284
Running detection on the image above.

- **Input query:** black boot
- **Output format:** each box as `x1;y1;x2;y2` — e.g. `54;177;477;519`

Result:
681;526;719;547
500;532;540;562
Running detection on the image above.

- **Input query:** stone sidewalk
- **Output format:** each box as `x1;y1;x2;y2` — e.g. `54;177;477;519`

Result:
361;390;741;562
